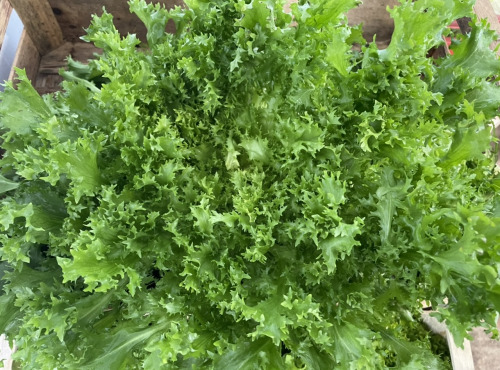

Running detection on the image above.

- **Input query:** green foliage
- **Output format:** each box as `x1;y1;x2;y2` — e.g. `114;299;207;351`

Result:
1;0;500;368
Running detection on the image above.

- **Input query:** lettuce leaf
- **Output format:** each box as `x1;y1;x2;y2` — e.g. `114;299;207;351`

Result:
1;0;499;368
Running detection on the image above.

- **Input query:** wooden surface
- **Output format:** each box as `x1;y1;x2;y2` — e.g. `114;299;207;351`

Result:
38;41;101;74
347;0;399;45
34;41;101;94
47;0;183;43
35;73;63;95
422;312;475;370
8;29;41;83
447;330;475;370
8;0;63;55
0;0;12;50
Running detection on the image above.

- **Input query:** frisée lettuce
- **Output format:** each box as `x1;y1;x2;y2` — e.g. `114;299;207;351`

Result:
1;0;500;368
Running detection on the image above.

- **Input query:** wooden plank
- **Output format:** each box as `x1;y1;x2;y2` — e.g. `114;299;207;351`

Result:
35;73;62;95
35;41;102;94
8;0;63;55
0;0;13;50
47;0;183;43
347;0;399;45
38;41;101;74
8;29;41;83
446;331;475;370
422;312;475;370
422;311;447;336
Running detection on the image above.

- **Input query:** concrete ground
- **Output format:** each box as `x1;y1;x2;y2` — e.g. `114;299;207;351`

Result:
471;321;500;370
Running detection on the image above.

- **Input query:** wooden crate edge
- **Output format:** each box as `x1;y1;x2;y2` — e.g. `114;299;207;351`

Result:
8;29;41;84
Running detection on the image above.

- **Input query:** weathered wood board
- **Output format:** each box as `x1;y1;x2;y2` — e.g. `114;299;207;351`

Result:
47;0;183;43
8;29;41;83
347;0;399;44
9;0;63;55
422;311;476;370
35;41;101;94
0;0;12;50
38;42;101;75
